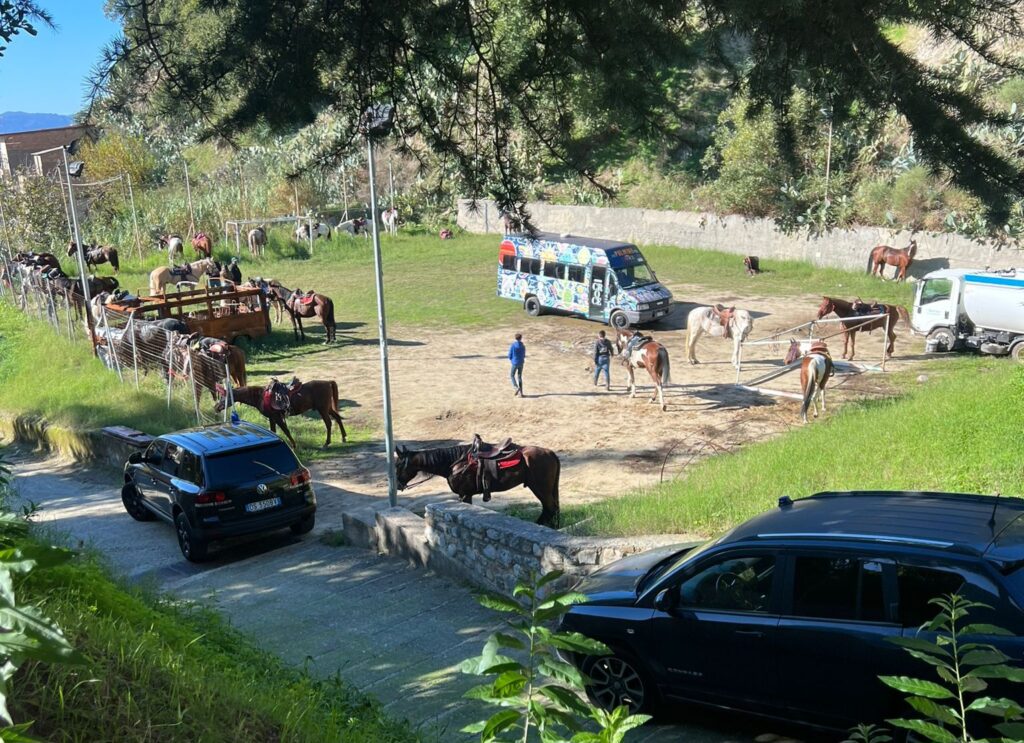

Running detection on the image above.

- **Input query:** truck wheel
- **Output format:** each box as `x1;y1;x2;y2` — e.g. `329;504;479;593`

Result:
1011;341;1024;363
926;327;956;353
609;311;630;331
524;296;542;317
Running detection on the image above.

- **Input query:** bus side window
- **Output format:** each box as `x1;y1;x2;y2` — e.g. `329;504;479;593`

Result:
567;265;585;283
522;258;541;275
543;262;561;279
501;254;516;271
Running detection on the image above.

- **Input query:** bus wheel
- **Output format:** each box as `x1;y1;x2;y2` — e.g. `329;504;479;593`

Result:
524;296;542;317
609;311;630;331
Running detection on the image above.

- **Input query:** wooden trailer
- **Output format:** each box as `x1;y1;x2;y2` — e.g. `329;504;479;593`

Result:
106;285;271;342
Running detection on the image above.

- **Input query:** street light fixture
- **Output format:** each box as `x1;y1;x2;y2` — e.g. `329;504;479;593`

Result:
360;104;399;506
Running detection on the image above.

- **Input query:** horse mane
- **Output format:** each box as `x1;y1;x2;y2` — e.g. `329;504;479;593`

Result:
416;444;471;472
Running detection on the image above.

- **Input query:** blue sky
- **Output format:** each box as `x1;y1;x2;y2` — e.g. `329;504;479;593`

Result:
0;1;120;115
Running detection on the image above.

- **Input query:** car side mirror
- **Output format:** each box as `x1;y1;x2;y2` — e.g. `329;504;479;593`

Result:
128;451;143;465
653;588;674;613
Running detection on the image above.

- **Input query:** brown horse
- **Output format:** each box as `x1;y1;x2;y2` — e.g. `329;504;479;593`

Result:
267;281;337;343
798;341;834;424
867;238;917;281
615;330;672;411
394;440;561;527
68;241;120;273
192;233;213;258
816;296;910;360
170;336;248;406
218;380;347;449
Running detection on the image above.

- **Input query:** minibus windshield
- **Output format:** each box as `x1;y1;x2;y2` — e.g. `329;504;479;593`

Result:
613;263;655;289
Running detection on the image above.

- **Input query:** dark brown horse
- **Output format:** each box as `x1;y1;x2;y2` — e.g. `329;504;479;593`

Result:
394;440;561;527
218;380;347;449
267;281;337;344
614;330;672;411
867;238;917;281
816;296;910;360
68;241;120;273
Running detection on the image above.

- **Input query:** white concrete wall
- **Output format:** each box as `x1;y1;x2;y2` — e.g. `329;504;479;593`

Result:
458;199;1023;274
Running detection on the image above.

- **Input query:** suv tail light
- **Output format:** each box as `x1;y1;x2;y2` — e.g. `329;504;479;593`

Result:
290;468;311;487
196;490;227;505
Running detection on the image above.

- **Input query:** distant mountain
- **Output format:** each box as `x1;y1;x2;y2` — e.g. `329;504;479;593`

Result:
0;112;74;134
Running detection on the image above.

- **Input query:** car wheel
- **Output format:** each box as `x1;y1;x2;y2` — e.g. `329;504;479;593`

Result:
582;651;658;715
609;311;630;331
290;514;315;535
524;296;542;317
121;482;154;521
175;512;209;562
926;327;956;353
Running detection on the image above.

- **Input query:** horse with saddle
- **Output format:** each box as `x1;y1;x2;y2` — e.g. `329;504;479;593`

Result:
450;434;525;503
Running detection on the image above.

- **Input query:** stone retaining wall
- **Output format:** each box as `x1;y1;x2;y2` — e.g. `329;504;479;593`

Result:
374;501;695;596
458;199;1023;273
0;414;150;470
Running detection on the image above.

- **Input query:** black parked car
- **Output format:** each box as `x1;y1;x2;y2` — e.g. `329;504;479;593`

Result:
121;422;317;561
559;491;1024;732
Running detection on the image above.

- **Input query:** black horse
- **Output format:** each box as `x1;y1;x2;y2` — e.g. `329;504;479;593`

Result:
394;439;561;527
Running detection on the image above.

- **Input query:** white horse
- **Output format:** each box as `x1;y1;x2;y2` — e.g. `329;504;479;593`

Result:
337;217;368;237
685;305;754;368
296;221;331;241
247;226;267;257
159;234;184;265
382;207;399;236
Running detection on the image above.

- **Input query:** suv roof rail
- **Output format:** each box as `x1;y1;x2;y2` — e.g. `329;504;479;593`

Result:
756;532;956;549
808;490;1024;506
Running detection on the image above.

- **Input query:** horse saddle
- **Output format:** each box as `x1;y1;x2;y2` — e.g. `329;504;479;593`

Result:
852;300;884;317
456;434;524;502
625;335;653;356
297;293;316;306
194;232;207;243
263;381;291;413
170;264;190;278
744;256;761;274
85;248;105;262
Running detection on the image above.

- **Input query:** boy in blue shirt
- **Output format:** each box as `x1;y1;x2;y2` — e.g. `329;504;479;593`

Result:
508;333;526;397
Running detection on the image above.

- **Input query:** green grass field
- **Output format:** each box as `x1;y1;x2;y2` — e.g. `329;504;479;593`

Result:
564;357;1024;537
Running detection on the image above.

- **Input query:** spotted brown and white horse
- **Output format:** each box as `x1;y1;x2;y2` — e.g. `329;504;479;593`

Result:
615;331;672;411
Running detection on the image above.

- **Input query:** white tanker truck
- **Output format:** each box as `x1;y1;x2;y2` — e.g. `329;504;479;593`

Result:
912;268;1024;360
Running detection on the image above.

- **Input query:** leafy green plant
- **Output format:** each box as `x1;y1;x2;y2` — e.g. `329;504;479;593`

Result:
0;458;84;742
460;570;650;742
841;723;892;743
880;593;1024;742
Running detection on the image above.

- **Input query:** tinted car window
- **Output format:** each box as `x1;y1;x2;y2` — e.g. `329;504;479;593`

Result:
156;443;182;476
678;555;775;613
897;566;964;627
177;451;203;485
792;557;886;622
205;443;300;485
145;440;166;466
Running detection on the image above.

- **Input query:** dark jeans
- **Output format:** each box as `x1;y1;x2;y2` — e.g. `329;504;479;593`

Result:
593;356;610;386
510;363;523;392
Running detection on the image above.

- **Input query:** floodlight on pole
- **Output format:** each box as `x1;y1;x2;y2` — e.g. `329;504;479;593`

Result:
360;104;399;507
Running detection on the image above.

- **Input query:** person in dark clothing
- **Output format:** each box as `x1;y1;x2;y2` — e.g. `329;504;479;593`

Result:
593;330;613;390
227;257;242;285
508;332;526;397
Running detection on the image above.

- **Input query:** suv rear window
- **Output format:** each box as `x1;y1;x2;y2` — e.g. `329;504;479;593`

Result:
791;557;886;622
205;443;301;485
897;565;964;627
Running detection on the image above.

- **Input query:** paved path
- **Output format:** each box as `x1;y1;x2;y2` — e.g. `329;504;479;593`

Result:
9;452;777;742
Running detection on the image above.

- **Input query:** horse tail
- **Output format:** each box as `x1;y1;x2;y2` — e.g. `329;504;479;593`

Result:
896;305;911;328
866;248;875;275
109;248;119;272
800;359;818;420
235;347;247;387
658;346;671;385
325;298;336;329
685;309;696;357
330;380;340;413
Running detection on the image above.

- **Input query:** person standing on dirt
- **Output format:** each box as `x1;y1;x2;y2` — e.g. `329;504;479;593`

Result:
593;330;613;390
508;333;526;397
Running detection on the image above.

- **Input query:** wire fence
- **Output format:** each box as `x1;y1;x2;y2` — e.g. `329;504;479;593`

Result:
1;254;234;427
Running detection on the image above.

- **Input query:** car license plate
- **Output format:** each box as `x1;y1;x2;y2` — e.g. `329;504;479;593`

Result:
245;496;281;513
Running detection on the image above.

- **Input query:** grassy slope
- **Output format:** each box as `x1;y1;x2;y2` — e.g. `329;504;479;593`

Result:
12;545;415;742
7;230;912;438
567;358;1024;537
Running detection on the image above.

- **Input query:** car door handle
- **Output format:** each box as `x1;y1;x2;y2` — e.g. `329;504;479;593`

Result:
735;630;764;638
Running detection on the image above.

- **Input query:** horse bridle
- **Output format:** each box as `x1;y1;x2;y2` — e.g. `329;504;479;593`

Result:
394;452;437;491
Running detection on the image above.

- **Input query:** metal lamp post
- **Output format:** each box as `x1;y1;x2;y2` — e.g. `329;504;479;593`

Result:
362;104;399;506
31;144;95;353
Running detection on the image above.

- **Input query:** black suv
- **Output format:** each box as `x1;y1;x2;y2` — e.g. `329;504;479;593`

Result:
122;422;317;561
559;491;1024;732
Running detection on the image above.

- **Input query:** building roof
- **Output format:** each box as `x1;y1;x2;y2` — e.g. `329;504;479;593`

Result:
161;422;283;455
0;123;97;179
725;491;1024;564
